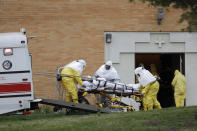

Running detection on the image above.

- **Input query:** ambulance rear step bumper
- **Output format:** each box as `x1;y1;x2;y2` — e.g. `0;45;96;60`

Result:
39;98;110;113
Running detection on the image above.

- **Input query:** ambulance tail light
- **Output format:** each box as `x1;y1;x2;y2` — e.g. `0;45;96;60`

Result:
3;48;13;56
19;100;22;107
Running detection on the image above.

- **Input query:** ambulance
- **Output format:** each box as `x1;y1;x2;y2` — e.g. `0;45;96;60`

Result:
0;28;38;114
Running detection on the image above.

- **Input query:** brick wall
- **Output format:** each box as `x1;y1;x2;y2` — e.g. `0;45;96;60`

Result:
0;0;187;100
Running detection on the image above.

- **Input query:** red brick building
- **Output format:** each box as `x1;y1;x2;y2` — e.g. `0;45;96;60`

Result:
0;0;187;100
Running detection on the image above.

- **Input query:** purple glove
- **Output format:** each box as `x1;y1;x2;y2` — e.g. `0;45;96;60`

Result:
81;84;86;88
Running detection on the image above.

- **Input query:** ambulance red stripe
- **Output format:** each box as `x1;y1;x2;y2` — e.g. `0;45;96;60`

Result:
0;82;31;94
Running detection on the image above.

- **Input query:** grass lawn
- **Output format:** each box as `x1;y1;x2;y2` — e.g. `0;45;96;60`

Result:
0;106;197;131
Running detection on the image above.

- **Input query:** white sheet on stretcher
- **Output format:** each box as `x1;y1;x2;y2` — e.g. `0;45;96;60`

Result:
81;80;140;93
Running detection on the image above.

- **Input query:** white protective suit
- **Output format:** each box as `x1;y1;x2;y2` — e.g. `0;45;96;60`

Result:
135;67;161;110
94;61;120;82
94;61;120;104
61;59;86;103
134;67;156;87
65;59;86;75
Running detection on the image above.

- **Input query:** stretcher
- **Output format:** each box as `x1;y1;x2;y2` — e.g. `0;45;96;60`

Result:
77;78;141;112
37;72;142;112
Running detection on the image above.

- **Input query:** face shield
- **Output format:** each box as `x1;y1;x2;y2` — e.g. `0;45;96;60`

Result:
135;67;143;78
105;65;111;70
105;61;112;70
136;73;140;77
77;59;86;69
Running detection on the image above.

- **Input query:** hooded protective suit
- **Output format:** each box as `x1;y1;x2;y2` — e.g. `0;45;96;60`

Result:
65;59;86;75
61;60;86;103
171;70;186;107
135;67;156;87
135;67;161;110
94;61;120;83
94;61;120;104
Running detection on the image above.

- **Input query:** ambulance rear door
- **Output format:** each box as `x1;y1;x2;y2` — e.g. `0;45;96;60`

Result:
0;32;34;114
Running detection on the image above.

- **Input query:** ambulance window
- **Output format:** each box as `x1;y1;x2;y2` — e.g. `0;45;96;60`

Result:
3;48;13;56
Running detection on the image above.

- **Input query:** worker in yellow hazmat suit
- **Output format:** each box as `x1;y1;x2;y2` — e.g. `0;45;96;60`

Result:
171;70;186;107
142;81;161;110
135;66;161;110
61;60;86;103
149;64;161;109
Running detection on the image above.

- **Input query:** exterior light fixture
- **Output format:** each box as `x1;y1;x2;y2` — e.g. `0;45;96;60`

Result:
106;33;112;43
158;8;164;25
3;48;13;56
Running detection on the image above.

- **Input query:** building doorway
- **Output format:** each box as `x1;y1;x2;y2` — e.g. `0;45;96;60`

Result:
135;53;185;107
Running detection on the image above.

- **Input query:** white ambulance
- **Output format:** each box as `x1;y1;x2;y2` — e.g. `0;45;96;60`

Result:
0;28;38;114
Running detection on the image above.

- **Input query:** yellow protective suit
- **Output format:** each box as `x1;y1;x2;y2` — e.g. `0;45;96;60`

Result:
150;64;159;77
171;70;186;107
142;81;161;110
61;67;84;103
149;64;161;109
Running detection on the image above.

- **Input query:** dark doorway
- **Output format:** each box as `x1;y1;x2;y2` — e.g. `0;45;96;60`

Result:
135;53;185;108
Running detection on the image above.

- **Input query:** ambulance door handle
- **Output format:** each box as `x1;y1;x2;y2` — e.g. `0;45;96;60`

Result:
22;78;28;81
